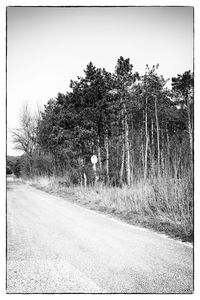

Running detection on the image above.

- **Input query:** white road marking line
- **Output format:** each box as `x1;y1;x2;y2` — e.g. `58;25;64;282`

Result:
27;184;193;249
71;201;193;249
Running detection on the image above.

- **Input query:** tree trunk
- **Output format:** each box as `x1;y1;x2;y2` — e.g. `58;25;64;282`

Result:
141;141;144;173
187;108;193;165
97;136;102;170
105;134;109;184
144;96;148;180
166;129;170;175
120;139;125;185
130;140;134;185
154;96;160;176
123;103;131;186
151;118;155;176
144;134;149;180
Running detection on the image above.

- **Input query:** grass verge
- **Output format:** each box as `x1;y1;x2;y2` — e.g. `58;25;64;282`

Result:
25;175;193;243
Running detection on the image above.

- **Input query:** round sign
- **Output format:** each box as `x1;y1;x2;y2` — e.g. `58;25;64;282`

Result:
91;155;98;164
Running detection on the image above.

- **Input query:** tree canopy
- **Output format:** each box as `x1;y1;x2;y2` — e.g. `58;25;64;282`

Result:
11;57;193;185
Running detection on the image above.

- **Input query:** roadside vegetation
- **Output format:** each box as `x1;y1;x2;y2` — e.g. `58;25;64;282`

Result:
8;56;194;242
24;175;193;242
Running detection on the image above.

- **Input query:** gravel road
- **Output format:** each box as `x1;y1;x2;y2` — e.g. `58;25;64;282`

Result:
7;182;193;293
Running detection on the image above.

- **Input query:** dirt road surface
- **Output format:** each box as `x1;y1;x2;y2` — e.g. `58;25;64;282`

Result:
7;182;193;293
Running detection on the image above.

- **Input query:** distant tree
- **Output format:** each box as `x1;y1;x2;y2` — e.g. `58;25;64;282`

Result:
7;156;17;173
12;103;38;157
6;166;12;174
13;158;21;177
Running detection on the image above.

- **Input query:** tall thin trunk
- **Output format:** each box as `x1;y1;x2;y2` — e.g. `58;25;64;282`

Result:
141;141;144;172
105;134;109;184
166;128;170;175
187;108;193;164
120;139;125;185
97;136;102;170
124;103;131;185
154;96;160;176
144;96;149;180
130;139;134;184
130;113;134;184
160;129;165;176
144;135;149;180
151;118;155;176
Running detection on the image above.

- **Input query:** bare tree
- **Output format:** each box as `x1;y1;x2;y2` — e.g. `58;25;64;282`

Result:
12;103;38;157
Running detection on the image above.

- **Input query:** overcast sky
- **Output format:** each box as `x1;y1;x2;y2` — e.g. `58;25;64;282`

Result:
7;6;193;156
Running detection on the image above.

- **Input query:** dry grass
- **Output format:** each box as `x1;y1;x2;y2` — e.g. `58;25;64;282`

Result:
26;175;193;242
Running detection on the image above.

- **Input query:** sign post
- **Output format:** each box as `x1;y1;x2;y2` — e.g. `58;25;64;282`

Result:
91;155;98;185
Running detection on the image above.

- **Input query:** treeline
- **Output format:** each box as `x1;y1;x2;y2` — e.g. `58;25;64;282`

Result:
11;56;193;187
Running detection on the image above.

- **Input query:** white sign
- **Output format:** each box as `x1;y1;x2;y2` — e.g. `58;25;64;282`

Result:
91;155;97;164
